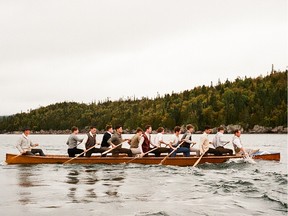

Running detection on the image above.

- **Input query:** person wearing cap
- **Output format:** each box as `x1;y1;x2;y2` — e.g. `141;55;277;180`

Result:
199;126;221;156
16;128;45;156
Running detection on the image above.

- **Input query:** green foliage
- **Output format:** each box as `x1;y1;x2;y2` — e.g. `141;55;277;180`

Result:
0;71;286;132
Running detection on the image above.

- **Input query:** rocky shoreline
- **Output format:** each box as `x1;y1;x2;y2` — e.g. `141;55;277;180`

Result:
1;124;287;135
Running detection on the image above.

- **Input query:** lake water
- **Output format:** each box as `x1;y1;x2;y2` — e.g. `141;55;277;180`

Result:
0;134;287;216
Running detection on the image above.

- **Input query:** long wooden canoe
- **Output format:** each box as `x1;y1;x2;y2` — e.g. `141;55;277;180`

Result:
5;152;280;165
251;151;280;161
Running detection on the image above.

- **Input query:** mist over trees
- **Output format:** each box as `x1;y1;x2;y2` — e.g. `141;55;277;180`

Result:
0;71;286;133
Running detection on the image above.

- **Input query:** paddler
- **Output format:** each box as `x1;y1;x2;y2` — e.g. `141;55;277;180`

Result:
16;127;45;156
232;129;259;156
107;125;132;157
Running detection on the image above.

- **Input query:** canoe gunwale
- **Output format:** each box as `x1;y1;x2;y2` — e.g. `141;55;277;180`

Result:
5;152;280;165
5;153;243;166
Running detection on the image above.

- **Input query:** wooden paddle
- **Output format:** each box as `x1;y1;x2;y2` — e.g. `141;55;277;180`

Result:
192;149;207;167
11;145;41;161
9;153;23;162
125;147;160;164
222;141;230;147
101;142;124;155
63;144;99;164
241;149;259;164
159;141;184;165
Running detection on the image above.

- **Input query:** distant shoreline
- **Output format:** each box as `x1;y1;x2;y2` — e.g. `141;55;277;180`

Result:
1;125;287;135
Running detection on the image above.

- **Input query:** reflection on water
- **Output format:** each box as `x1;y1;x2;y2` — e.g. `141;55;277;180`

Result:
65;165;126;204
17;166;35;205
66;170;80;184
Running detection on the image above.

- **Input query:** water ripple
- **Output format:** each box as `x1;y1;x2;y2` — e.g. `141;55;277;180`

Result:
262;194;288;209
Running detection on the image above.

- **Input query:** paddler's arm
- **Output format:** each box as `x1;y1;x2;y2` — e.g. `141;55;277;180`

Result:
30;140;39;148
150;141;157;148
16;138;25;154
181;134;193;144
107;137;116;147
78;134;88;147
169;138;177;149
138;137;144;154
219;135;229;146
159;139;170;147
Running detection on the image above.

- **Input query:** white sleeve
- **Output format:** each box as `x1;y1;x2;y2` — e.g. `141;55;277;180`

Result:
171;135;178;146
16;138;23;153
80;135;88;147
138;137;144;154
184;134;193;144
233;138;242;148
212;136;217;148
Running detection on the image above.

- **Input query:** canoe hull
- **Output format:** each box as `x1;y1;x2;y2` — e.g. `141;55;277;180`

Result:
5;152;280;165
6;153;241;166
252;152;280;161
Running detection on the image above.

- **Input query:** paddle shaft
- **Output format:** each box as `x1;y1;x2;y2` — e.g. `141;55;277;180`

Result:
125;147;160;164
101;142;124;155
222;141;230;147
159;141;184;165
192;150;207;167
11;145;41;161
63;144;98;164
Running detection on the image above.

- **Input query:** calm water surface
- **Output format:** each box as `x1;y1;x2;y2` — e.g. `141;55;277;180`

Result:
0;134;287;216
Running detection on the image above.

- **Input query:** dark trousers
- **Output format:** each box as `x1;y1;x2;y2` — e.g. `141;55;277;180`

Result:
150;147;170;157
86;147;108;157
112;148;133;157
204;148;222;156
216;146;233;155
68;147;84;157
170;147;190;157
23;149;45;156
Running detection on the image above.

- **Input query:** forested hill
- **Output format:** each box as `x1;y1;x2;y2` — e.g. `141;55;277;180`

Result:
0;71;287;133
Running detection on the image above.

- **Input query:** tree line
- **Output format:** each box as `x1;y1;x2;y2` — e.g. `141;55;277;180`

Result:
0;71;286;133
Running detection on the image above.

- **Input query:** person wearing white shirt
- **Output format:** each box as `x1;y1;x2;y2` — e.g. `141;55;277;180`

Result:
151;127;170;157
232;129;259;156
212;126;233;155
199;126;220;156
168;126;190;157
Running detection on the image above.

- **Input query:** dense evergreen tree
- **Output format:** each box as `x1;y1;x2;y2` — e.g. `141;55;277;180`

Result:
0;71;286;132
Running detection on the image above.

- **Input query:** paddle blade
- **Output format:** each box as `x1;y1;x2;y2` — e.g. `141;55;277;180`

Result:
243;156;256;164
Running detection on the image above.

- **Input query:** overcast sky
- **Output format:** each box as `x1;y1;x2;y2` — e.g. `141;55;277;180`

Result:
0;0;287;116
